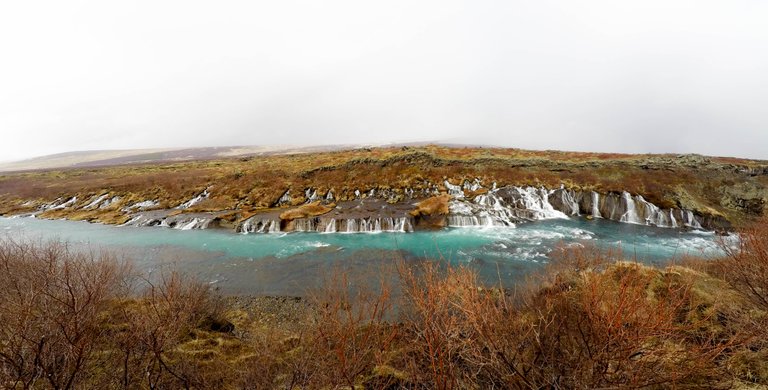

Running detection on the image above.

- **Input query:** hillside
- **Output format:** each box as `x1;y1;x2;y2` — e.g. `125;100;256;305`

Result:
0;145;765;231
0;144;358;172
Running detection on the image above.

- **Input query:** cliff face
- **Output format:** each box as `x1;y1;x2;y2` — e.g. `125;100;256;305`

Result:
0;145;764;232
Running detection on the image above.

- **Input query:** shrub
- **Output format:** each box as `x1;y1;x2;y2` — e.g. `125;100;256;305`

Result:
0;240;130;389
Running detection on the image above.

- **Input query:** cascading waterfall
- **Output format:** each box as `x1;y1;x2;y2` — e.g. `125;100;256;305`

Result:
620;191;641;224
445;181;465;198
679;210;702;229
83;194;109;210
591;192;602;218
443;185;704;230
240;218;280;233
175;190;209;209
43;197;77;211
504;187;569;220
305;188;318;202
179;218;211;230
292;216;414;233
208;181;701;233
669;211;677;228
293;219;317;232
324;219;337;233
447;215;481;227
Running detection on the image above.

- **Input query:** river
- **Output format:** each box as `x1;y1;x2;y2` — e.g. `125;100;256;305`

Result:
0;216;726;295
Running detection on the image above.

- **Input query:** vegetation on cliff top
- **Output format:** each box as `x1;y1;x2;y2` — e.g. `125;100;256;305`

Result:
0;145;765;227
2;217;768;388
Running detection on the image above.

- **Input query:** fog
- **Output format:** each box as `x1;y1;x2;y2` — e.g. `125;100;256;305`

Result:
1;0;766;161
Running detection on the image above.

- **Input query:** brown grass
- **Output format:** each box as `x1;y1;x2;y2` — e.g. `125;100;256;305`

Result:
410;194;450;217
278;201;335;220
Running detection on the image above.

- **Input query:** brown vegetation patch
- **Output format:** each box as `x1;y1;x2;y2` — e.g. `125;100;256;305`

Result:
410;194;450;217
279;201;335;221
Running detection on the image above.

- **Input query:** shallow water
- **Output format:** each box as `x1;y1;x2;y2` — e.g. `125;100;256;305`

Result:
0;217;726;295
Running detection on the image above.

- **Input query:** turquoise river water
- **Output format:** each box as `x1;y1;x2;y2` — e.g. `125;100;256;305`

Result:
0;216;726;295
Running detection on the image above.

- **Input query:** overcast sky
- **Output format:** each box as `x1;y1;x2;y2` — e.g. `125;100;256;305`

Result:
1;0;766;161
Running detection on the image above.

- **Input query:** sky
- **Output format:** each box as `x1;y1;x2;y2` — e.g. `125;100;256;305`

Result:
1;0;767;161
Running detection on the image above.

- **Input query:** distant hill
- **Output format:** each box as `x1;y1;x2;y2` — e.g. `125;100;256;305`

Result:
0;145;363;172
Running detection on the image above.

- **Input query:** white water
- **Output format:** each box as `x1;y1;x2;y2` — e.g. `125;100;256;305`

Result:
43;197;77;211
123;200;159;212
620;191;641;224
100;196;121;209
175;189;210;209
444;180;465;198
83;194;109;210
591;192;602;218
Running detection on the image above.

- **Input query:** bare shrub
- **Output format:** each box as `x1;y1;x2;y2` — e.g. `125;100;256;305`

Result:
287;265;399;389
103;269;226;389
397;246;730;388
720;216;768;309
0;239;130;389
398;261;483;389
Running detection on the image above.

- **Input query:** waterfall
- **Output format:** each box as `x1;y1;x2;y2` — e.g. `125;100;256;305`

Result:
275;190;292;206
83;194;109;210
634;196;676;228
620;192;642;224
506;187;568;220
324;219;337;233
176;190;209;209
293;218;317;232
122;200;159;212
99;196;121;209
358;219;369;232
669;211;677;228
178;218;211;230
681;210;703;229
45;197;77;211
448;215;481;227
332;217;414;233
240;217;281;234
305;188;318;202
444;180;465;198
394;217;413;232
590;192;602;218
562;189;580;216
463;179;482;192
